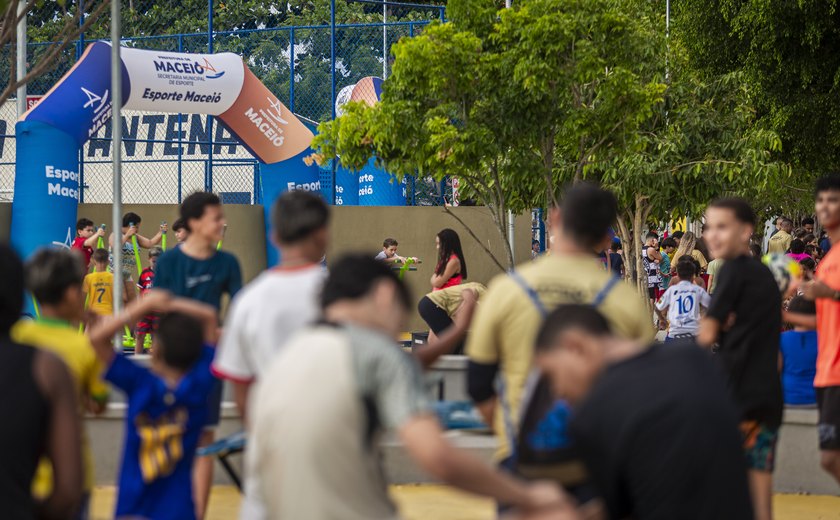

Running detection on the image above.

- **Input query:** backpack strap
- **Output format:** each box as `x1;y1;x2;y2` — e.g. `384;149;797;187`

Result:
509;270;548;317
591;274;621;307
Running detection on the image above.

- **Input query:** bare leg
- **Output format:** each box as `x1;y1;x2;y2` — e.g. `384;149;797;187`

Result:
123;279;137;303
193;430;215;520
820;450;840;486
134;333;145;355
748;469;773;520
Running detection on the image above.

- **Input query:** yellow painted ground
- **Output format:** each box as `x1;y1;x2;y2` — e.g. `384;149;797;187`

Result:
89;485;840;519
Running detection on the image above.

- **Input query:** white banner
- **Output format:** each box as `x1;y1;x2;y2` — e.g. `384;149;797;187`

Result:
121;47;245;115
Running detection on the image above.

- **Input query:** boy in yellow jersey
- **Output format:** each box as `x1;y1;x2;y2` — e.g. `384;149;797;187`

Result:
82;248;115;316
12;248;110;520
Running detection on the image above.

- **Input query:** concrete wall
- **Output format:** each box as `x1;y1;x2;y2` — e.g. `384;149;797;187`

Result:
0;203;530;330
78;204;268;285
326;206;531;331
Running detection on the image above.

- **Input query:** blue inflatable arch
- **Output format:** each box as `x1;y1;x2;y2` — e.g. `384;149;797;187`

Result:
11;42;320;266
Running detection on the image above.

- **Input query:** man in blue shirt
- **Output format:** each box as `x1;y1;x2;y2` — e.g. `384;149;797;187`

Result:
154;191;242;519
88;292;218;520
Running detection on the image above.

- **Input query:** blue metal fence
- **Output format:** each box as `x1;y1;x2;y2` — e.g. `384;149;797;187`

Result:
0;0;444;205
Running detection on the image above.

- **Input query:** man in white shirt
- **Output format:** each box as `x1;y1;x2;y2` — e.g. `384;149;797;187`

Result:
211;190;330;519
656;257;711;341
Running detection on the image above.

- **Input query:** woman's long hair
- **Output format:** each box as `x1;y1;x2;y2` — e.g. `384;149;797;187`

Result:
673;231;698;264
435;228;467;279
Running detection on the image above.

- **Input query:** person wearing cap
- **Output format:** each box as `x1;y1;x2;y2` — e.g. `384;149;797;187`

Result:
134;247;163;355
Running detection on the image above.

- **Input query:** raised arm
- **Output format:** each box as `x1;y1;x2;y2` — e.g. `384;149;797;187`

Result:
34;351;83;520
400;414;568;513
87;291;171;364
83;227;105;249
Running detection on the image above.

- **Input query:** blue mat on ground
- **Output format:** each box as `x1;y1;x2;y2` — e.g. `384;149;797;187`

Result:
433;400;487;430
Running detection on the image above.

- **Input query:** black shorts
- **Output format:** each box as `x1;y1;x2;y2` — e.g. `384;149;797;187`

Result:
817;386;840;450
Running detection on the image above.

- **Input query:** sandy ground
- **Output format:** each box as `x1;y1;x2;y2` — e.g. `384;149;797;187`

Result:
89;484;840;519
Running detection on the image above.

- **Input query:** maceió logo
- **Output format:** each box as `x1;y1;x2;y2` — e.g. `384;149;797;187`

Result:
153;58;225;79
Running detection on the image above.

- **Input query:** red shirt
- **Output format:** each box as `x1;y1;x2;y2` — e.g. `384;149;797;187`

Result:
137;268;155;295
434;254;463;291
71;237;93;267
816;245;840;387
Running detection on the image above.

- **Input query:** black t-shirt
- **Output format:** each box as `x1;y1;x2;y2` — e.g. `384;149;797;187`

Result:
599;252;624;276
706;255;783;428
0;338;48;520
570;344;753;520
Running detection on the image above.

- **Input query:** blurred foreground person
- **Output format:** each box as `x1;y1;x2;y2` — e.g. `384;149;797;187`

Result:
699;198;783;520
0;244;83;519
248;255;571;519
536;304;753;520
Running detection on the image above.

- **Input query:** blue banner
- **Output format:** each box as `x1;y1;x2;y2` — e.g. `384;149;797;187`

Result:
358;158;406;206
335;166;359;206
259;148;322;266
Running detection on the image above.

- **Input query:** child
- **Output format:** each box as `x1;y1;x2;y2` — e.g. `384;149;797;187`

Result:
135;247;162;355
787;239;811;262
12;248;110;517
172;218;189;244
71;218;105;269
600;240;624;277
374;237;417;265
660;237;677;286
87;292;218;520
642;232;662;304
83;249;116;317
780;296;818;406
656;257;711;341
800;257;817;282
109;212;166;302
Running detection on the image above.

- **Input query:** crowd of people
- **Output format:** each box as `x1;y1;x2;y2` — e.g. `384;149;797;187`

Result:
3;177;840;520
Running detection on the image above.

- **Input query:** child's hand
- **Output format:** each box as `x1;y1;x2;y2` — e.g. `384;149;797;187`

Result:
96;227;106;238
126;226;137;238
160;223;168;233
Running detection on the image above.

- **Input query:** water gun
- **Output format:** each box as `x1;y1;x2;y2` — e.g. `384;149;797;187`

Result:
32;295;41;319
97;224;106;249
130;223;142;278
398;258;416;280
217;224;227;251
161;220;168;251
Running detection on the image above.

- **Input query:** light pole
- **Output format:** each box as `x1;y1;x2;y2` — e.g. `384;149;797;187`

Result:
111;0;124;348
16;0;26;117
331;0;337;204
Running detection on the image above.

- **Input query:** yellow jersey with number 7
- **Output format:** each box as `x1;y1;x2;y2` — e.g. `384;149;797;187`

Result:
83;271;114;316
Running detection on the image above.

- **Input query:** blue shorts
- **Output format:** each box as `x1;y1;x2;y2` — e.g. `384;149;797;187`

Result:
204;378;223;429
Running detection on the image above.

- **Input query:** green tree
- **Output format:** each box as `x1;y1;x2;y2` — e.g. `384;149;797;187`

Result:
0;0;109;105
600;69;790;294
313;0;666;269
674;0;840;178
314;0;791;282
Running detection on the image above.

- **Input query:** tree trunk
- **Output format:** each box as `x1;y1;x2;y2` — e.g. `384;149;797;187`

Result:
615;194;653;314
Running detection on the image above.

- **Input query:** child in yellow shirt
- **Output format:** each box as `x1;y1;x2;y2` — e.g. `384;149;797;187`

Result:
82;249;115;316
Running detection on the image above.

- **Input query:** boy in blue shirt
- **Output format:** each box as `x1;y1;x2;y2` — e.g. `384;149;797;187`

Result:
780;296;818;406
88;291;218;520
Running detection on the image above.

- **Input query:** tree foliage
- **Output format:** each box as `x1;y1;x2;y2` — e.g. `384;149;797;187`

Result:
0;0;110;106
313;0;667;268
674;0;840;177
313;0;791;279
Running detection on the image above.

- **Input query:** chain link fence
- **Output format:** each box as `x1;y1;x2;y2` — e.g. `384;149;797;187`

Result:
0;0;445;206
